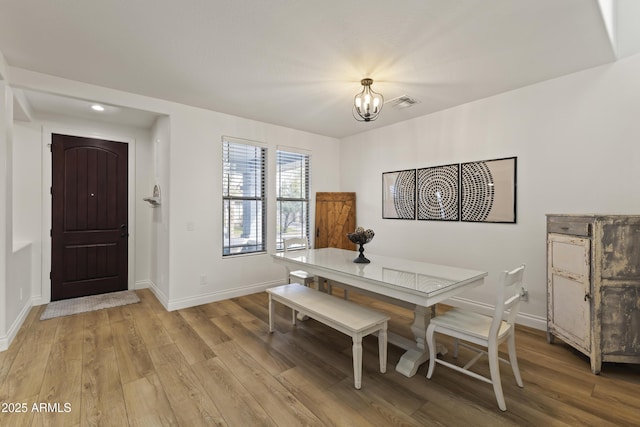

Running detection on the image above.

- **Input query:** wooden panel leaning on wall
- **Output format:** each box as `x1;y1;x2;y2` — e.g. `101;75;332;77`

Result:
315;192;356;250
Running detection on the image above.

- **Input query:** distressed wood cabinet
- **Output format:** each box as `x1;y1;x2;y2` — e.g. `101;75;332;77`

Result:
547;214;640;374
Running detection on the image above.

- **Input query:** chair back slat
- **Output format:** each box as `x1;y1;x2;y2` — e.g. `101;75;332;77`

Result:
490;264;526;337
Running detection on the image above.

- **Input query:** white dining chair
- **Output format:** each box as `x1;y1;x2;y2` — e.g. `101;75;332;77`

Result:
283;238;316;288
426;264;526;411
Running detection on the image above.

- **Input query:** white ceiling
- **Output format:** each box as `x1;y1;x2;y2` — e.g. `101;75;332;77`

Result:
12;89;160;128
0;0;634;137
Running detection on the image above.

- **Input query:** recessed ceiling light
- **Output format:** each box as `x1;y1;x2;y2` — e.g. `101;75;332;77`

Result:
91;104;105;112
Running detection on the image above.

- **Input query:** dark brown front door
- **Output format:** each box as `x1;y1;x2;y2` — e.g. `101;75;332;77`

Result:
315;192;356;249
51;134;129;301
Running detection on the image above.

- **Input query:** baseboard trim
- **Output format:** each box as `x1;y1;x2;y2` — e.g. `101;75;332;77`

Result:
134;280;152;290
448;296;546;331
0;298;34;352
146;280;170;309
166;280;283;311
31;296;47;306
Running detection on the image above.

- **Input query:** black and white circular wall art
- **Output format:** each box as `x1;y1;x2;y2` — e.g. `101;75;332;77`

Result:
382;157;516;223
461;157;516;223
382;169;415;219
461;161;494;222
417;164;459;221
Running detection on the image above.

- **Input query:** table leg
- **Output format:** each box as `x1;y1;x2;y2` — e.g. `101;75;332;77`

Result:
268;295;274;333
395;305;447;377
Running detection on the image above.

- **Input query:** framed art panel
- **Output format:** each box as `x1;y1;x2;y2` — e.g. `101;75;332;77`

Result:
461;156;517;223
417;163;459;221
382;169;416;219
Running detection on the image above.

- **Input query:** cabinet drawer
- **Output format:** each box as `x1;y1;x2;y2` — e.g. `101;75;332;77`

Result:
548;221;591;237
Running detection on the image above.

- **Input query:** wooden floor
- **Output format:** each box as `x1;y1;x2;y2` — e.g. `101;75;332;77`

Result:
1;288;639;427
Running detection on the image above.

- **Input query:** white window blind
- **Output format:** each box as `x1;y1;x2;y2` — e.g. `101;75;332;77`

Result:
222;138;266;255
276;150;310;250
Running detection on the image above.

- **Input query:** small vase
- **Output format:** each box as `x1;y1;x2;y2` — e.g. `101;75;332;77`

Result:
353;242;370;263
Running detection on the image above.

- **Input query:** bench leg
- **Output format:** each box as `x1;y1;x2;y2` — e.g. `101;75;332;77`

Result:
379;324;388;374
352;334;363;389
291;308;297;325
268;295;274;333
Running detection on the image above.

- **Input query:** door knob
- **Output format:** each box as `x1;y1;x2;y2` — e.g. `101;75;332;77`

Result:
120;224;129;237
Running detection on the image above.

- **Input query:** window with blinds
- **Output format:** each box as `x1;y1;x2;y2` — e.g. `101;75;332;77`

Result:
222;138;266;255
276;150;310;250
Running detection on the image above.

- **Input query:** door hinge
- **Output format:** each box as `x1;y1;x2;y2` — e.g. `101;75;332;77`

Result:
49;272;52;280
50;186;53;195
50;229;52;237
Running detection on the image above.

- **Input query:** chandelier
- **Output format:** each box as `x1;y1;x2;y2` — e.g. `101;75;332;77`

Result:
353;78;383;122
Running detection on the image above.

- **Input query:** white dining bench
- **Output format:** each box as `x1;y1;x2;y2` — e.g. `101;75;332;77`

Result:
267;283;389;389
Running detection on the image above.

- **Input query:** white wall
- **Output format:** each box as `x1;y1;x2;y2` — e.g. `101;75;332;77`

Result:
340;53;640;328
149;116;171;305
0;81;34;350
0;81;11;343
7;244;30;340
164;105;341;309
134;123;154;290
13;123;42;304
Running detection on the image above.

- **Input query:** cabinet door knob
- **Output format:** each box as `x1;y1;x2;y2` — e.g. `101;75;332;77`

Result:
584;292;591;301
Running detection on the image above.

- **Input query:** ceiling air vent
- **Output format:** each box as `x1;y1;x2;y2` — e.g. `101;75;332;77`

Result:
386;95;421;109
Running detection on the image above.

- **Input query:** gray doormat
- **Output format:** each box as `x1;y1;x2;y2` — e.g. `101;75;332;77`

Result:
40;290;140;320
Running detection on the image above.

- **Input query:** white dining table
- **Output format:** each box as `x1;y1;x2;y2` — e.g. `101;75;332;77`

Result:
272;247;487;377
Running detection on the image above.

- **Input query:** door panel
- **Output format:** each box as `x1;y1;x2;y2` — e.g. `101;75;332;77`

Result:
315;192;356;249
601;223;640;278
548;234;591;351
51;134;128;301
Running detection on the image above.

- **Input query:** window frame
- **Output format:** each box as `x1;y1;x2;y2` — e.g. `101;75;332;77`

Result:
222;136;267;256
276;148;311;251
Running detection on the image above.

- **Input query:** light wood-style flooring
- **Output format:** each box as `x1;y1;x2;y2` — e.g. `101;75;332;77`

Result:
1;288;639;426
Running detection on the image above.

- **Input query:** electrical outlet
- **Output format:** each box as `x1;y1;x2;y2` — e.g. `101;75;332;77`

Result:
520;287;529;302
200;275;207;286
